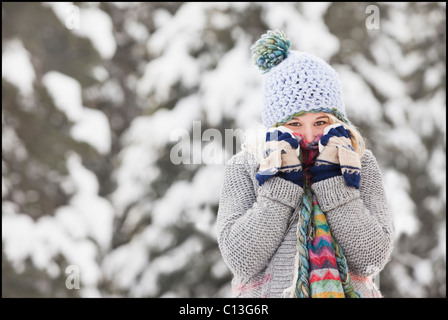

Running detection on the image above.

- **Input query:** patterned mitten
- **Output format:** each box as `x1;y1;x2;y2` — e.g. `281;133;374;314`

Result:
256;126;304;187
310;123;361;189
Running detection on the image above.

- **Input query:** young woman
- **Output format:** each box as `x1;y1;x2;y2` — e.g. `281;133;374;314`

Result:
216;30;394;298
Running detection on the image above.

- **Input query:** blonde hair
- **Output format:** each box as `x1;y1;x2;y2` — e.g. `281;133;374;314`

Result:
327;114;366;159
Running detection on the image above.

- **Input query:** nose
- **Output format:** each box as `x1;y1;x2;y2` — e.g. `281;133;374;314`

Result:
303;128;315;143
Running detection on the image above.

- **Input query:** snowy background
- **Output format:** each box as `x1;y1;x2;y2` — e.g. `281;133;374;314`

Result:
2;2;446;297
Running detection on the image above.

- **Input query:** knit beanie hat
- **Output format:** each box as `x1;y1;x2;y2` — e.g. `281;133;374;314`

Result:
251;30;350;128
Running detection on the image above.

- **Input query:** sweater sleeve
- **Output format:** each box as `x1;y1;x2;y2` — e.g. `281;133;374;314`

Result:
311;149;394;277
216;151;303;280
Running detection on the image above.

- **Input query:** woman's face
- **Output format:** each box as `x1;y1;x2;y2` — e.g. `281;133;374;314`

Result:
283;112;331;143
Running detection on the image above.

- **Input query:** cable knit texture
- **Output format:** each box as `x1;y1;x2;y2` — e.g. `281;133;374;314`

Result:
217;142;394;298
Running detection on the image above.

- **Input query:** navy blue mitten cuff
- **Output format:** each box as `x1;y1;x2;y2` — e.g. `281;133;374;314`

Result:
309;164;342;183
277;169;304;187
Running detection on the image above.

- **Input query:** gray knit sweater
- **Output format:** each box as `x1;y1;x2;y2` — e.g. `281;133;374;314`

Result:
216;133;394;298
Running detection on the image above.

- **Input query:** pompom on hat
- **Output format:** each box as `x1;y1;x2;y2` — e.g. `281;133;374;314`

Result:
251;30;350;128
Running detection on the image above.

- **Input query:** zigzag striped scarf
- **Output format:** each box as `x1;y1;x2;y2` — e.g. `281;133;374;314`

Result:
293;136;361;298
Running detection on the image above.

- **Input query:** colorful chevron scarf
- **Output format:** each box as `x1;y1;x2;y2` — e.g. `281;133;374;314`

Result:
293;136;361;298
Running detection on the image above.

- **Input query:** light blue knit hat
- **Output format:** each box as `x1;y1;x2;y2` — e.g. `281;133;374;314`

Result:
251;30;350;128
